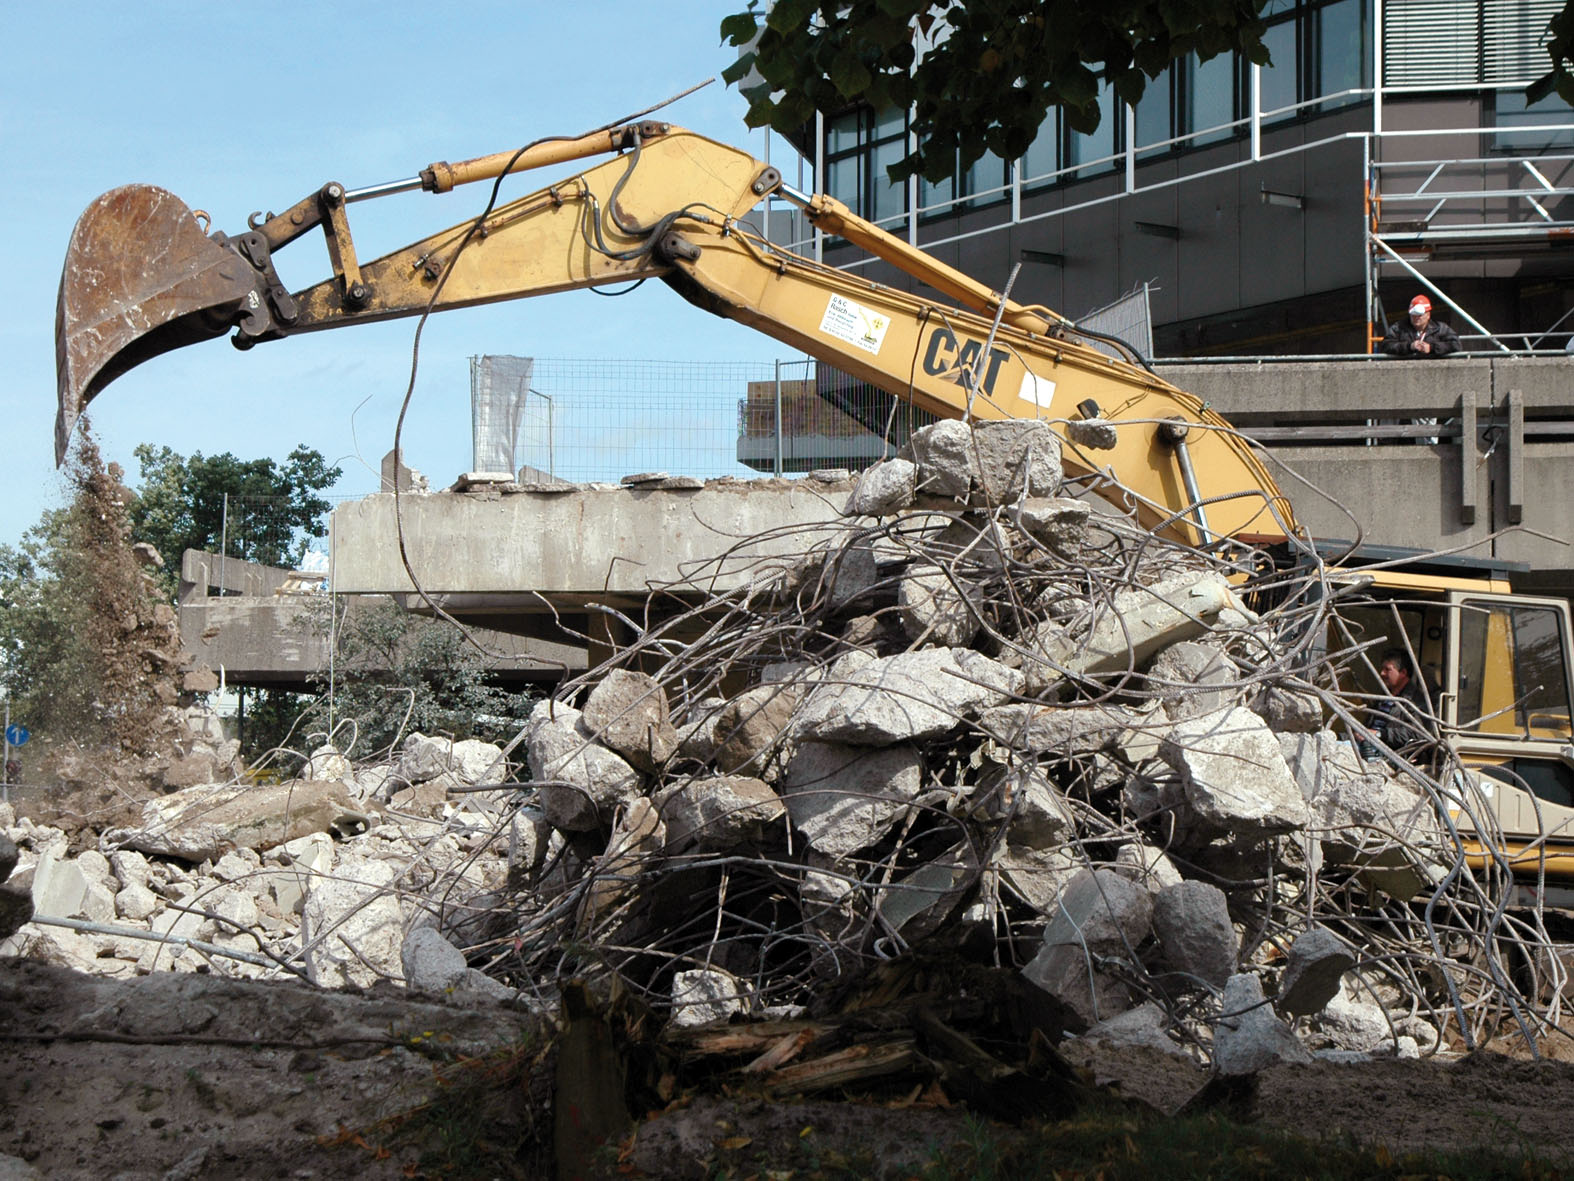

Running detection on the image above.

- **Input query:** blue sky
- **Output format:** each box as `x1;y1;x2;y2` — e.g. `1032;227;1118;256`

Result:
2;1;798;548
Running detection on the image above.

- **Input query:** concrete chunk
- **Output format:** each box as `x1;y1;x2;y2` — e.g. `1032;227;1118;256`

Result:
845;458;917;516
525;701;642;831
1212;973;1312;1075
1152;880;1236;989
583;670;678;772
969;420;1062;502
657;776;784;851
300;854;403;988
781;741;923;857
971;763;1075;847
1276;926;1356;1017
903;420;972;498
1162;707;1309;839
713;683;801;776
795;648;1023;745
671;967;748;1028
402;926;469;994
897;565;978;647
1013;497;1091;554
1147;642;1239;722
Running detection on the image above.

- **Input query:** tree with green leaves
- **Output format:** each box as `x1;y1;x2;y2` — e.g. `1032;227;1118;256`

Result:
129;443;342;595
298;597;534;760
722;0;1574;182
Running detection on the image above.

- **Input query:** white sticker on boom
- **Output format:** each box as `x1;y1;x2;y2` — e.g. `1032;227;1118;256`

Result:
819;294;891;355
1018;371;1057;411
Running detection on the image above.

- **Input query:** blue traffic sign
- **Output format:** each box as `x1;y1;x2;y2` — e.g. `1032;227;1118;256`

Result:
5;725;28;746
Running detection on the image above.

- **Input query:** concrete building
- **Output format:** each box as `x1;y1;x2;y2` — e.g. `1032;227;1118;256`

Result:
771;0;1573;357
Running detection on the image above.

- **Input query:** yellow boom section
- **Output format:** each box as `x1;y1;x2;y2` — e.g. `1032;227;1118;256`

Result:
56;124;1296;545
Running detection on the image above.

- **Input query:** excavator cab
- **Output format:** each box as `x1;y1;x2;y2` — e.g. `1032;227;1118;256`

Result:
1328;550;1574;870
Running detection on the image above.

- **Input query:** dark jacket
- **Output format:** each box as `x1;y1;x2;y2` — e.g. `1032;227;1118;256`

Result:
1379;317;1461;358
1363;676;1434;758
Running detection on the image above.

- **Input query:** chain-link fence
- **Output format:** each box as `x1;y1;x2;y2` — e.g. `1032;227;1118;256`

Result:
475;355;938;483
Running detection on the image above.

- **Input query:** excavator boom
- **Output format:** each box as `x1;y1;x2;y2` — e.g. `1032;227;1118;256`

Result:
55;122;1297;545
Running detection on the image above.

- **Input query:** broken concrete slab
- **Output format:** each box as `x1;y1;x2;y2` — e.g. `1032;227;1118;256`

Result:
657;775;785;852
795;648;1023;745
991;845;1083;917
1022;572;1244;691
1162;707;1309;840
525;701;642;831
781;741;924;857
1152;880;1236;989
582;669;678;773
1212;972;1312;1075
1276;926;1356;1018
300;854;404;989
103;780;372;862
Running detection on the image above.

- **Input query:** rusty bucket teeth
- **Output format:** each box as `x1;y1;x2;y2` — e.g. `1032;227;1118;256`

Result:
55;185;263;464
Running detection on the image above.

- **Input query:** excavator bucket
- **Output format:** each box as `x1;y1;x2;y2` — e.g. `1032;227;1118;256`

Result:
55;185;262;464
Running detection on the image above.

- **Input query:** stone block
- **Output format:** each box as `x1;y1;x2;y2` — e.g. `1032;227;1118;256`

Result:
795;648;1022;746
781;742;923;857
1162;707;1309;840
1152;880;1236;989
582;669;678;772
1212;973;1312;1075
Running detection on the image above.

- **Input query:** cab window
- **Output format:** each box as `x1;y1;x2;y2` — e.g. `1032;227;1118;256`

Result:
1456;601;1573;740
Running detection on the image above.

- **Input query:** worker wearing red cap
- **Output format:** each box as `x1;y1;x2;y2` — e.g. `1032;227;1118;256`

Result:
1379;294;1461;357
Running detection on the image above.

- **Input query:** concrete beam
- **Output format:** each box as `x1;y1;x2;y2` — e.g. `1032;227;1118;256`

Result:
328;482;853;599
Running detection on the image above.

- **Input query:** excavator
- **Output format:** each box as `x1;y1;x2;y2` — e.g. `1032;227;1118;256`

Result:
53;120;1574;898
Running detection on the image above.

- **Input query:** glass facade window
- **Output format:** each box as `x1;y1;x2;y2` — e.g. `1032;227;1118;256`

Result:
825;107;909;227
1259;17;1299;119
1067;82;1118;176
1021;113;1061;184
1187;51;1238;145
816;0;1375;221
1494;90;1574;151
1313;0;1369;109
1134;71;1175;156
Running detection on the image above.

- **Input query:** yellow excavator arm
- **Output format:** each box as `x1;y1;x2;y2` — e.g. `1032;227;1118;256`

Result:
56;121;1296;545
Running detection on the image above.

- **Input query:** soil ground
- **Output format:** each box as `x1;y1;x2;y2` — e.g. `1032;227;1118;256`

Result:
6;956;1574;1179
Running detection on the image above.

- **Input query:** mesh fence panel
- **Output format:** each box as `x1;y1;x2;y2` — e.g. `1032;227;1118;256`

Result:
1075;284;1155;361
507;357;937;482
470;355;534;474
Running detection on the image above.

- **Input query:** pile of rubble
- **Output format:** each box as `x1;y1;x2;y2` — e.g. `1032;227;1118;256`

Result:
1;733;528;1006
2;417;1562;1079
